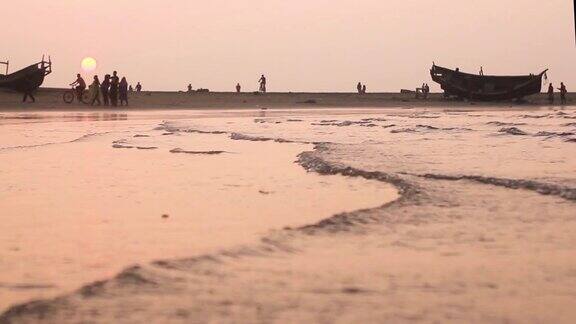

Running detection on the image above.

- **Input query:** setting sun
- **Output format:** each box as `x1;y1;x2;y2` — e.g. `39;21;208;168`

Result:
80;57;97;72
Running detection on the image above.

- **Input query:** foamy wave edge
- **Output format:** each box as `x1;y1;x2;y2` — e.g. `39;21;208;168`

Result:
0;132;414;322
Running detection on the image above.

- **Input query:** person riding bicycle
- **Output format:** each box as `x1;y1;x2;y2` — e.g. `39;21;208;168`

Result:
69;74;86;101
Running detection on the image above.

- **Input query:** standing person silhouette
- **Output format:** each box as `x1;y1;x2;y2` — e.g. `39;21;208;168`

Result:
357;82;362;94
558;82;567;105
479;67;484;75
100;74;110;106
90;75;101;106
548;83;554;104
259;75;267;93
187;84;192;92
109;71;119;107
236;83;241;93
362;84;367;94
135;82;142;92
119;77;129;106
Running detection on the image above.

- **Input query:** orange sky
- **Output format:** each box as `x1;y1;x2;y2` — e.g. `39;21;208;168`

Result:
3;0;575;92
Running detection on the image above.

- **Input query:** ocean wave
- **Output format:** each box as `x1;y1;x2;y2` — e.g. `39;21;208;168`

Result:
169;148;226;155
0;132;113;151
534;131;575;138
311;120;377;127
498;127;528;135
229;132;304;144
415;173;576;201
486;121;527;126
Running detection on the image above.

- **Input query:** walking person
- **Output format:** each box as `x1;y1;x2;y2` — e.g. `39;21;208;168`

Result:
259;75;267;93
119;77;129;106
89;75;101;106
558;82;567;105
109;71;119;107
22;89;35;103
357;82;362;94
100;74;110;106
547;83;554;104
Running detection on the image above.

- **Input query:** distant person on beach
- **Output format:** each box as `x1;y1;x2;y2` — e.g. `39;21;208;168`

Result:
89;75;101;106
558;82;567;104
70;73;86;101
187;84;192;92
479;67;484;75
362;84;367;94
548;83;554;104
236;83;241;93
109;71;119;106
100;74;110;106
357;82;362;94
136;82;142;92
259;75;267;93
129;85;134;92
21;76;35;103
119;77;128;106
423;83;430;99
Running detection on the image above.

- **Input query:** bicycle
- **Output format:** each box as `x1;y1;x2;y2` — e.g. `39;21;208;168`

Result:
63;86;89;104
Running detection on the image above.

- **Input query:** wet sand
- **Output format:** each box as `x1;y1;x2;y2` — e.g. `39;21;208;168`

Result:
1;107;576;323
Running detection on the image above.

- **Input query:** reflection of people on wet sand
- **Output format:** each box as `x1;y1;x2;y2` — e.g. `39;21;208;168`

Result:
119;77;128;106
89;75;101;106
69;73;86;101
258;75;266;93
558;82;567;105
236;83;241;93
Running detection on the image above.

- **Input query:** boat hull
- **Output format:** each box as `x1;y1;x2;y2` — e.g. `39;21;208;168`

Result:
430;65;546;101
0;60;52;93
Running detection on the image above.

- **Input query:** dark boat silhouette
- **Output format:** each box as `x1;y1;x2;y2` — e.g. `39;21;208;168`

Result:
430;64;547;101
0;56;52;93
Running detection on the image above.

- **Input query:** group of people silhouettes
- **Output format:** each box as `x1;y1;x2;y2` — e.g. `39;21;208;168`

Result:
70;72;142;106
548;82;568;105
356;82;367;94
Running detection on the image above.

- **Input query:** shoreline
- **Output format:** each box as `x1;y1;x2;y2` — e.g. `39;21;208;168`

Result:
0;88;574;112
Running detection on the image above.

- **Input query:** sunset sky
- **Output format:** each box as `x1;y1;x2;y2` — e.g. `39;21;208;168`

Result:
4;0;575;92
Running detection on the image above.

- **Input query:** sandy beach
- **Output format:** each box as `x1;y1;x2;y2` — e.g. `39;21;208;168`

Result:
0;88;574;111
0;104;575;323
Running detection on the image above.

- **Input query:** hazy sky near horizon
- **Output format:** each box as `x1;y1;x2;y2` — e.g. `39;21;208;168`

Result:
4;0;575;92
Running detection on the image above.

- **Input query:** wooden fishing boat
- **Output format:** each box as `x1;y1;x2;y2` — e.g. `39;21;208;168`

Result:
430;64;547;101
0;56;52;93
